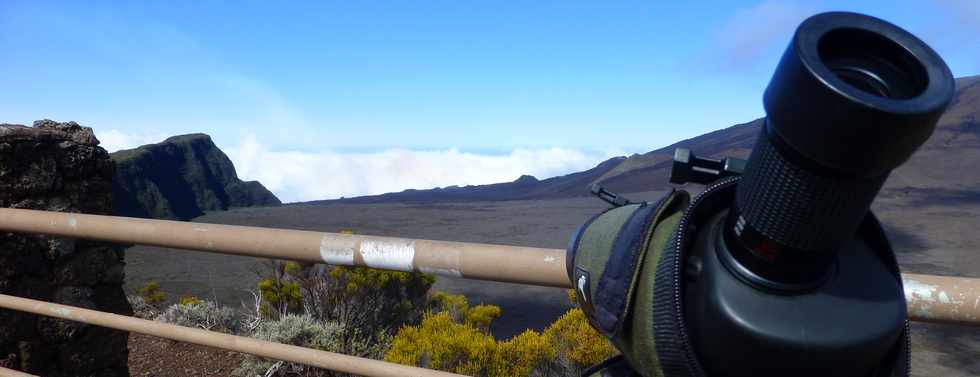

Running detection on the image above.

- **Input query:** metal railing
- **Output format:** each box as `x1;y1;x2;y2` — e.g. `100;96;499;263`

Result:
0;208;567;287
0;366;37;377
0;207;976;376
0;293;462;377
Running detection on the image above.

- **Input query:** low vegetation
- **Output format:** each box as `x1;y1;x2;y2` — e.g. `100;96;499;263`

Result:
235;314;345;377
385;291;615;376
128;260;614;377
156;298;240;334
137;281;166;306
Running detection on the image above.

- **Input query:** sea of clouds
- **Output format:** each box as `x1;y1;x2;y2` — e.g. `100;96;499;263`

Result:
99;130;624;203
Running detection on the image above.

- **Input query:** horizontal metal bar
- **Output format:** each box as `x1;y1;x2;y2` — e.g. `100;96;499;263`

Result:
903;273;980;326
0;208;978;327
0;293;464;377
0;208;570;288
0;366;37;377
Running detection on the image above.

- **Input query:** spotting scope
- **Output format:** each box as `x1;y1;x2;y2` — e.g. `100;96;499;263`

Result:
568;11;954;377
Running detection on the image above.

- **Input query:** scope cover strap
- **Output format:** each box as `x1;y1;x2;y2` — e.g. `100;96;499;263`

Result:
581;355;643;377
581;189;687;337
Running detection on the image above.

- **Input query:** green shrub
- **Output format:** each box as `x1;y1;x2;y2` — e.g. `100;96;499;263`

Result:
496;329;557;376
305;266;435;354
430;291;470;322
138;281;166;306
126;295;159;319
283;261;302;276
465;304;502;331
179;295;203;307
385;312;497;375
156;300;240;334
247;259;434;366
385;299;615;377
384;311;555;377
542;308;616;372
257;278;304;318
428;291;501;333
235;314;346;377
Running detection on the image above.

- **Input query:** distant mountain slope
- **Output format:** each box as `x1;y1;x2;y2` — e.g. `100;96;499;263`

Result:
593;118;760;194
322;74;979;204
310;157;628;204
885;75;980;192
112;134;280;220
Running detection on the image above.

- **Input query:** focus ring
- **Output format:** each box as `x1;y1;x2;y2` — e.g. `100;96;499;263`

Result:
735;124;886;252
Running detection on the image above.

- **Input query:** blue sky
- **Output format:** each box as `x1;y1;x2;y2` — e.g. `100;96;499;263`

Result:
1;1;978;202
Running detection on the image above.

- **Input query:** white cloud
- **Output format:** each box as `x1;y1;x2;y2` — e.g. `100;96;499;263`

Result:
225;134;624;203
96;129;168;152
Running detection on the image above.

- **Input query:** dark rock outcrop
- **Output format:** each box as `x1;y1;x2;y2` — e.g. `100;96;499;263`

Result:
225;180;282;208
0;120;130;376
111;134;280;220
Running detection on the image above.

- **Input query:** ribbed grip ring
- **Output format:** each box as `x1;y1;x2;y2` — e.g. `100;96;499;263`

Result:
735;124;887;253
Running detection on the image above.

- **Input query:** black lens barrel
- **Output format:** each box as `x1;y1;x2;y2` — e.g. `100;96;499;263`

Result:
730;12;955;286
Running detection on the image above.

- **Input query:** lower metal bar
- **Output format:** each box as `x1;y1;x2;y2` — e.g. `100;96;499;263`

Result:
0;293;464;377
0;367;37;377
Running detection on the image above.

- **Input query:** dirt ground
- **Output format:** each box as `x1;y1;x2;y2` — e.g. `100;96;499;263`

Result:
874;188;980;376
128;333;243;377
124;188;980;376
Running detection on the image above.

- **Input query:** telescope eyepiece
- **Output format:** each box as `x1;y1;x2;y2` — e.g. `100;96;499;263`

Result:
764;12;954;177
728;12;955;287
819;27;929;100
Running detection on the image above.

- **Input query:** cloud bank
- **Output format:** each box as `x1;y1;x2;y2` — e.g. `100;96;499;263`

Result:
97;129;169;152
223;135;622;203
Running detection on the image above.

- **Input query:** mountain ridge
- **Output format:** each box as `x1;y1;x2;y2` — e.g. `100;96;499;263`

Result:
315;74;979;205
111;133;281;220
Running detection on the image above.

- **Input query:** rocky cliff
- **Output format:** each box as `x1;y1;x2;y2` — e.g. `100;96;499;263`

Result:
111;134;280;220
0;120;130;376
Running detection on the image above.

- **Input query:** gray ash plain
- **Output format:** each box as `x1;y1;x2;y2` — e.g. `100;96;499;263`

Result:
124;187;980;376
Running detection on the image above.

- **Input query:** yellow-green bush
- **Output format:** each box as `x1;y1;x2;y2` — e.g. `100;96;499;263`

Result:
385;312;498;375
428;292;501;333
430;291;470;322
385;313;556;377
320;266;435;327
386;296;615;377
138;281;166;306
464;304;501;331
329;266;436;293
495;329;556;376
283;261;303;276
543;308;616;367
258;278;304;317
179;295;203;307
273;263;436;359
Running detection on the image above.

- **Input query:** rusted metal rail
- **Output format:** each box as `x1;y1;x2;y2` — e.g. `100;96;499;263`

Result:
0;208;977;376
903;273;980;326
0;208;568;287
0;366;37;377
1;208;979;326
0;293;464;377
